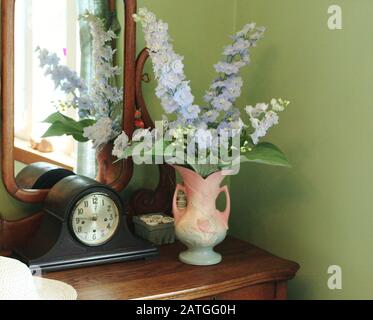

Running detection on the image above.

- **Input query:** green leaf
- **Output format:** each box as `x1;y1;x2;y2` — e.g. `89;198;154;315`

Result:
42;122;71;137
78;119;96;127
43;111;95;128
241;142;291;167
42;122;88;142
42;112;76;126
188;164;221;178
71;133;90;143
41;112;96;142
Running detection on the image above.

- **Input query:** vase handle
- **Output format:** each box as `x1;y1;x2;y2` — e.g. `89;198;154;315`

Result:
173;184;186;224
218;185;231;229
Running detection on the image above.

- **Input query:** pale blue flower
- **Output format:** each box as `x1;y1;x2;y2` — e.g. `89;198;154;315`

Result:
214;62;240;75
77;96;93;111
36;47;60;67
182;105;200;120
204;91;217;103
159;72;184;90
224;77;243;98
174;82;195;108
211;94;233;111
161;96;179;113
202;110;220;123
134;8;199;124
223;39;251;56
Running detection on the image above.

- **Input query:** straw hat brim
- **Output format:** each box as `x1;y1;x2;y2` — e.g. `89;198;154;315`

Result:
33;277;78;300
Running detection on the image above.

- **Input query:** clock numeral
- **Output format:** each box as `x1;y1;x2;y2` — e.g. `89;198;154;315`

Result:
84;201;89;208
92;234;97;240
77;226;82;233
92;197;98;205
77;208;84;215
109;214;114;221
76;218;80;224
102;199;105;206
107;224;111;229
107;205;112;212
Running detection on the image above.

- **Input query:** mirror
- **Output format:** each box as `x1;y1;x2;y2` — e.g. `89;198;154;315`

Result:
2;0;137;203
14;0;81;174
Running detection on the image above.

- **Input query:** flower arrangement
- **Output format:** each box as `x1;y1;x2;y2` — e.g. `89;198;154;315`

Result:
37;13;122;149
113;8;290;177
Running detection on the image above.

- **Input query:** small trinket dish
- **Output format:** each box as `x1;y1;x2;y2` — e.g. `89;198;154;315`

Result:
133;213;175;246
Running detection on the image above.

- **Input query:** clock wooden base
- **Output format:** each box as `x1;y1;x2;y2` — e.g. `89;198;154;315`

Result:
14;175;159;272
15;239;158;273
14;209;159;272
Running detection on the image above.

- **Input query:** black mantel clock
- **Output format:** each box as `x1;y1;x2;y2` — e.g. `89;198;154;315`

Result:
15;172;158;272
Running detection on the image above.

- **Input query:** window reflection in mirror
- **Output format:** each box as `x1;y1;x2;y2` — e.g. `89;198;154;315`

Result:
14;0;81;174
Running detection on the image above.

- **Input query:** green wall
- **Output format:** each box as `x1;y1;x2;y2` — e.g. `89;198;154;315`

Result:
2;0;372;300
230;0;373;300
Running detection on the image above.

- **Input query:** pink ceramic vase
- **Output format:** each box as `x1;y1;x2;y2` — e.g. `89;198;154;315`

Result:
172;166;231;266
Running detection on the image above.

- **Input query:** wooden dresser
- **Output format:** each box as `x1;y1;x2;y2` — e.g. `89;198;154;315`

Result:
44;237;299;300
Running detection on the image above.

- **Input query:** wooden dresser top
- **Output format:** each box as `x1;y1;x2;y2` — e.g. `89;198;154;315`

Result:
44;237;300;300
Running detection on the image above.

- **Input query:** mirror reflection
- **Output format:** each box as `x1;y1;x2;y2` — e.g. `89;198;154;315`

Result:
14;0;123;181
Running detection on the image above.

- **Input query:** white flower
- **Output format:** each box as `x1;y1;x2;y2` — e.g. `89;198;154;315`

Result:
171;58;184;74
112;132;129;158
83;117;116;149
271;98;285;112
132;128;154;149
246;99;286;145
245;103;268;118
133;128;152;141
195;128;213;150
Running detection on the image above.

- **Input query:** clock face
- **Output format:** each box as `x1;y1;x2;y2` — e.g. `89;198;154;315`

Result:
71;193;120;246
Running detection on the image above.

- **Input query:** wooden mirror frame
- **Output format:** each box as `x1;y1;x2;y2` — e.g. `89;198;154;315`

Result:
0;0;175;253
1;0;136;203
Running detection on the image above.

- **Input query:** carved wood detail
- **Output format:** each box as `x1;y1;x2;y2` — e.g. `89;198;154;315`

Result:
128;48;176;217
